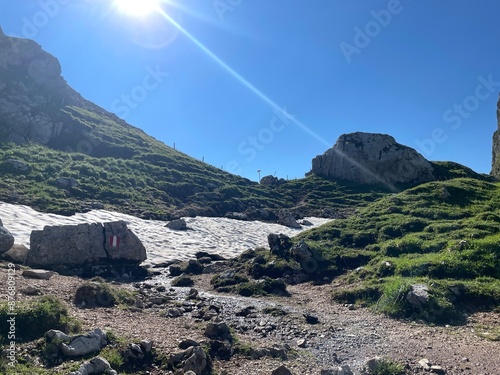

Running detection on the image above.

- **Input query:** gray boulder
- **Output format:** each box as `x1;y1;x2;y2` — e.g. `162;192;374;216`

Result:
168;346;208;375
311;132;435;185
166;219;187;231
204;322;233;342
278;212;301;228
406;284;429;308
260;175;286;186
268;233;293;258
56;177;79;188
3;159;29;171
290;240;313;263
22;269;55;280
0;225;14;254
69;356;117;375
45;328;107;358
1;244;29;264
272;365;294;375
27;221;146;269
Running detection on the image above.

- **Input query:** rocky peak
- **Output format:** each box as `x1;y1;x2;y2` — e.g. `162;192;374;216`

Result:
0;29;86;145
492;94;500;177
311;132;435;185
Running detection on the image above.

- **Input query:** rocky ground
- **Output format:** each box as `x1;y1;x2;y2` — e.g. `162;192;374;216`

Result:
0;262;499;375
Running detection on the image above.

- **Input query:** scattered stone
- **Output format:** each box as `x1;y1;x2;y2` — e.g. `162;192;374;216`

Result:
140;339;153;354
278;212;301;229
406;284;429;308
167;308;183;318
430;365;446;374
69;356;117;375
166;219;188;231
290;240;313;263
204;322;232;342
21;286;42;295
198;256;213;264
45;328;107;358
335;365;354;375
303;313;320;324
169;264;183;277
74;282;116;308
0;225;14;254
235;306;255;317
172;275;194;287
22;269;55;280
56;177;79;188
297;338;307;348
187;288;199;299
364;357;383;373
272;365;293;375
1;244;29;264
208;339;233;360
185;259;204;275
268;233;293;257
168;346;208;375
418;358;431;371
179;339;201;349
301;219;314;226
126;343;144;360
195;251;226;261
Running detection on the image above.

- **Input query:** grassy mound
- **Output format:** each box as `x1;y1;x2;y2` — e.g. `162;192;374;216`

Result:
293;178;500;322
0;295;81;343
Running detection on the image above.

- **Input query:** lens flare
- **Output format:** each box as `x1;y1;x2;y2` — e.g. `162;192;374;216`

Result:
115;0;161;17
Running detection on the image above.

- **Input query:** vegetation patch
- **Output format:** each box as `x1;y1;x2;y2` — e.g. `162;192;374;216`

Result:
0;295;81;343
302;179;500;323
364;358;407;375
74;278;137;308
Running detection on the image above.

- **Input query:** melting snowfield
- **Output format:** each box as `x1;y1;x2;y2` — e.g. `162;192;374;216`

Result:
0;202;332;266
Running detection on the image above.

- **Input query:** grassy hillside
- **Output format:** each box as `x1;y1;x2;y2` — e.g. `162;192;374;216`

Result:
0;137;392;219
294;178;500;323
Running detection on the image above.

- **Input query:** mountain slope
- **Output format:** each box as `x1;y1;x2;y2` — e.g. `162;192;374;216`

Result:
0;29;398;219
0;29;492;222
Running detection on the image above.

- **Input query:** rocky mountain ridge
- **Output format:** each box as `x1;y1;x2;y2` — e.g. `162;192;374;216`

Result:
0;28;492;221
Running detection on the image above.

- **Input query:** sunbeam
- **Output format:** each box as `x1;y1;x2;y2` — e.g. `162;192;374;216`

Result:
154;8;397;191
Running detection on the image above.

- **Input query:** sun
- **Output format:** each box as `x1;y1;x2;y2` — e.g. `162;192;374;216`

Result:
114;0;161;17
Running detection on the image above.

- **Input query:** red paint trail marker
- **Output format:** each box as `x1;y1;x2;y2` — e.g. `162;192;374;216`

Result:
109;235;120;248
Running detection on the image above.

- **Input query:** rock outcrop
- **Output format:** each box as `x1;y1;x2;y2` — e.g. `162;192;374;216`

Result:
0;218;14;253
311;132;435;185
0;28;84;145
0;28;136;155
492;94;500;177
27;221;146;268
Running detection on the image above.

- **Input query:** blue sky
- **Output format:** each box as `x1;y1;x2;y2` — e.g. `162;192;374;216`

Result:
1;0;499;181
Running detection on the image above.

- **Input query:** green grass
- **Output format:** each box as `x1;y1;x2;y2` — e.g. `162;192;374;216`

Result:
0;141;395;220
296;178;500;322
0;295;81;343
365;358;407;375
